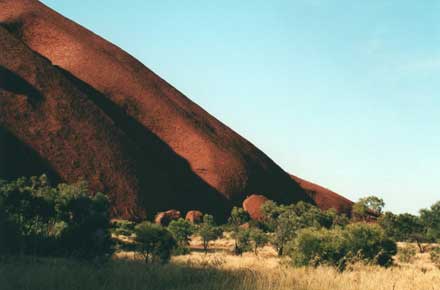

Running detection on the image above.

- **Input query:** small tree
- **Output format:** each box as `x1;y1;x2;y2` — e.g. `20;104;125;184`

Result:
249;227;269;255
260;201;345;256
261;200;284;231
197;214;222;254
379;212;427;252
272;210;299;256
134;222;176;263
228;207;250;254
352;196;385;221
230;228;253;255
228;207;250;228
168;218;194;254
420;201;440;243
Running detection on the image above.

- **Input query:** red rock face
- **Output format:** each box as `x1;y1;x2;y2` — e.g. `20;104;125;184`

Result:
243;195;269;221
0;0;351;220
290;175;353;216
155;210;181;226
185;210;203;224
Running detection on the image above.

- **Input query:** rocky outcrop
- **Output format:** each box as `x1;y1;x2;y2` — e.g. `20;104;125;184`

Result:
154;210;181;226
291;175;353;215
243;195;269;221
185;210;204;224
0;0;351;221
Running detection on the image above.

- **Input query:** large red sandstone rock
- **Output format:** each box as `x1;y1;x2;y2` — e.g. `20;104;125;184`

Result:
185;210;203;224
154;210;181;226
290;175;353;215
243;195;269;221
0;0;351;220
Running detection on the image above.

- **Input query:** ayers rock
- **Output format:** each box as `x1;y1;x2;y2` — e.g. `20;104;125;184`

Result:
0;0;352;221
291;175;353;215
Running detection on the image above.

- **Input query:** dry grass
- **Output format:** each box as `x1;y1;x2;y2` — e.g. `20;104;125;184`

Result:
2;236;440;290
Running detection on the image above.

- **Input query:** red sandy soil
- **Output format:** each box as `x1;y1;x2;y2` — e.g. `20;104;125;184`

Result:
0;0;351;220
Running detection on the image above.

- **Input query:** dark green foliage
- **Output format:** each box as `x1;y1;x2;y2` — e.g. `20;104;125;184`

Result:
111;220;136;236
352;196;384;221
378;201;440;253
197;214;222;254
344;223;397;267
231;228;252;255
287;223;397;270
134;222;176;263
420;201;440;242
168;218;194;255
249;228;269;255
0;197;21;255
228;207;251;254
260;201;348;255
228;207;250;229
379;212;428;252
0;175;113;259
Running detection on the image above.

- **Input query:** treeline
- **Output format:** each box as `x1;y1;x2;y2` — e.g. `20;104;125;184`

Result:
2;175;440;271
113;200;397;270
0;175;112;259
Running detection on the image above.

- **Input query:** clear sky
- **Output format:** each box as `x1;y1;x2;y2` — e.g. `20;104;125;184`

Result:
41;0;440;214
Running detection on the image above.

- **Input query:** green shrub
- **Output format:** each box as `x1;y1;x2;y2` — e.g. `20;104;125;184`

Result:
231;228;252;255
287;223;397;270
260;201;350;256
352;196;384;221
249;227;269;255
420;201;440;242
0;175;113;259
397;245;417;263
197;214;222;254
111;220;136;236
134;222;176;263
378;212;428;252
168;218;194;255
228;207;250;229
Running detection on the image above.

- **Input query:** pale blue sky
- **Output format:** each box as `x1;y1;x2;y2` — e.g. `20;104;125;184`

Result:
41;0;440;214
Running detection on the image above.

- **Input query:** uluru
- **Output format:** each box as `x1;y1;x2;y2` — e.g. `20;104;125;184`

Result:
0;0;352;221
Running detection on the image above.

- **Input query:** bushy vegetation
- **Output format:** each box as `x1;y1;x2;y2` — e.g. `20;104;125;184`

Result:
378;202;440;253
0;175;113;259
261;201;349;255
352;196;385;221
134;222;176;263
287;223;396;270
398;245;417;263
430;247;440;268
111;220;136;236
168;218;194;254
3;173;440;275
197;214;223;254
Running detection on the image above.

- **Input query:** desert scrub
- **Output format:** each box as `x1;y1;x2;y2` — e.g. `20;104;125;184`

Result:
430;247;440;268
398;245;417;263
2;255;440;290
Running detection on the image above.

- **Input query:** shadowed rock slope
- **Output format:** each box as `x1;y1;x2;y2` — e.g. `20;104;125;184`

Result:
291;175;353;215
0;0;351;220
